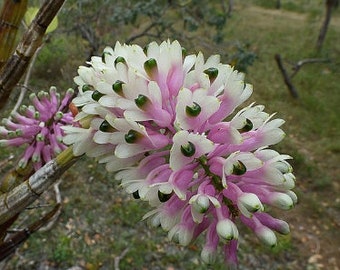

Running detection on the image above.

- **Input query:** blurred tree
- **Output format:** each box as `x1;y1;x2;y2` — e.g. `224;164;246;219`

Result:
316;0;339;51
276;0;281;9
58;0;255;70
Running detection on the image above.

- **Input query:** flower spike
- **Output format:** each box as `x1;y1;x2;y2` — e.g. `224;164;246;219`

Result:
63;40;296;266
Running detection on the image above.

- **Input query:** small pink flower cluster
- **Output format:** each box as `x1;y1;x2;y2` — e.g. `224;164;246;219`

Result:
0;87;74;170
63;40;296;266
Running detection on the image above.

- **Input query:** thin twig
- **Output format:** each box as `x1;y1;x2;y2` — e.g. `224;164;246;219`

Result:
39;180;62;232
114;248;129;270
275;54;299;98
291;58;330;78
10;46;42;115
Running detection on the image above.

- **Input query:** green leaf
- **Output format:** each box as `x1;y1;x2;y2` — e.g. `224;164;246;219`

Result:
24;7;58;34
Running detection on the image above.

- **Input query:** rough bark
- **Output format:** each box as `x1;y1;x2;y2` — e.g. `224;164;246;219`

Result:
0;0;28;68
0;0;65;110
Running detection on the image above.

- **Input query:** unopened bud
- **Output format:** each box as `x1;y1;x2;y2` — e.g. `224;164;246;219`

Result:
270;192;294;210
216;219;239;242
256;227;277;247
192;195;210;213
201;247;216;265
238;193;264;216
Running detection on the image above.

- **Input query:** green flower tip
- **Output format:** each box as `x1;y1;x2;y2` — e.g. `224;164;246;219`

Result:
204;67;218;82
132;190;140;199
15;129;23;136
158;190;172;202
181;47;187;57
32;154;41;163
239;118;253;133
135;94;150;109
112;80;125;96
37;90;48;99
92;90;104;101
186;102;201;117
67;88;74;95
29;93;37;100
102;51;112;63
34;111;40;120
181;141;196;157
114;56;126;66
99;120;114;132
7;131;16;138
49;86;57;93
36;134;45;141
144;58;157;76
232;160;246;175
124;129;141;144
55;111;63;120
82;84;95;92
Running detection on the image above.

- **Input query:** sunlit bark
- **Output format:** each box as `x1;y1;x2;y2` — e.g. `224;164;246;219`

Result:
0;0;65;110
0;0;27;69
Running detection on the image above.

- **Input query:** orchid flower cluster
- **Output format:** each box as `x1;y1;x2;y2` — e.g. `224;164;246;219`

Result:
0;87;74;171
62;40;297;266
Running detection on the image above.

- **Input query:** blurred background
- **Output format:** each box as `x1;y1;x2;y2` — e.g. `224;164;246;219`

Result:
0;0;339;269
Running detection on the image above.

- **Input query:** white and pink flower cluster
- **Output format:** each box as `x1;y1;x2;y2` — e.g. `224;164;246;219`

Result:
63;40;297;266
0;87;74;170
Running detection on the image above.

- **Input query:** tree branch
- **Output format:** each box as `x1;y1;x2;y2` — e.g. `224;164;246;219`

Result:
0;147;79;225
274;54;299;98
291;58;330;78
0;0;65;110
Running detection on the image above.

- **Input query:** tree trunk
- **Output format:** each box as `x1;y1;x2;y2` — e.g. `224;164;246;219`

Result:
0;0;28;69
276;0;281;9
228;0;234;16
316;0;338;51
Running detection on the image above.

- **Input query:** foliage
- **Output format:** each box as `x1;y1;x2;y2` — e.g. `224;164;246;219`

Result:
57;0;253;69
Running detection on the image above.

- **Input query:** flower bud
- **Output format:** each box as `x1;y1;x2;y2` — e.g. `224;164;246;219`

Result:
285;190;298;204
274;160;292;173
192;195;210;213
216;219;239;242
168;225;193;246
201;247;216;265
270;192;294;210
256;227;277;248
238;193;264;217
